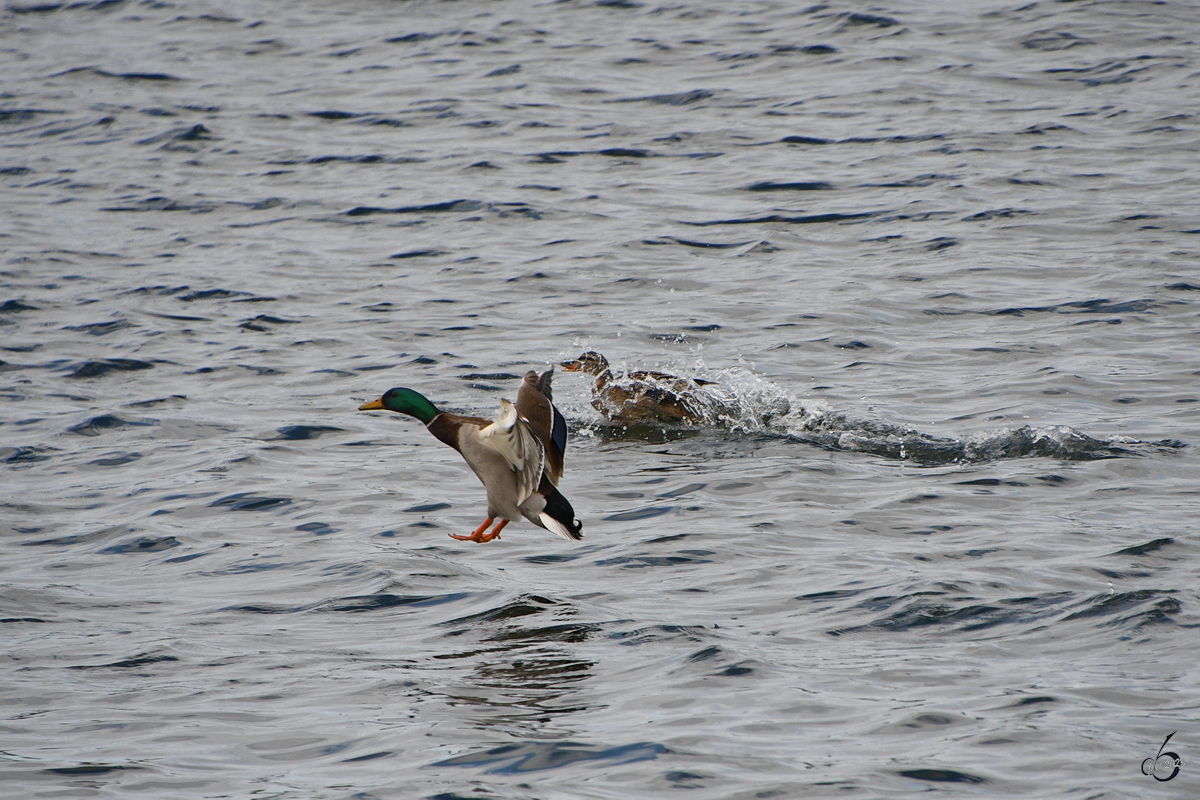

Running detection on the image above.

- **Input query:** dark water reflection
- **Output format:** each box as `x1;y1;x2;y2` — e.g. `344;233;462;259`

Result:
432;739;667;775
430;595;599;735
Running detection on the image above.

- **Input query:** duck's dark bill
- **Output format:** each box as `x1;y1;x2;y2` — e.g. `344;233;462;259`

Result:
559;361;583;371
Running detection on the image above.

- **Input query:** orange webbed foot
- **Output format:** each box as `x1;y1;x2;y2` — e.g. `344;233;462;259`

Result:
449;517;508;543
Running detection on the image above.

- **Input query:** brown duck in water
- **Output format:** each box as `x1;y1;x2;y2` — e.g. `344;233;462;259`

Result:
358;369;582;543
560;351;716;426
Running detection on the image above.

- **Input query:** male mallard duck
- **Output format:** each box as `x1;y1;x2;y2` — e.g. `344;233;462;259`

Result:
560;351;716;426
358;369;582;543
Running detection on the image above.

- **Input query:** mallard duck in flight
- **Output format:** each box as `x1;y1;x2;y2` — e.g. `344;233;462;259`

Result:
358;369;582;543
560;351;716;426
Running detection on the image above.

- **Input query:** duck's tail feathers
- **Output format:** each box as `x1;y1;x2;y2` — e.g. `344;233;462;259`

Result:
538;485;583;541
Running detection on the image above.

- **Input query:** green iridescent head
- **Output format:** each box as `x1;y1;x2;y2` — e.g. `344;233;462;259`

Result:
359;387;440;424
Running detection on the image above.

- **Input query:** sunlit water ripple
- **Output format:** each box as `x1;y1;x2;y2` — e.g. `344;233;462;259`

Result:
2;1;1199;798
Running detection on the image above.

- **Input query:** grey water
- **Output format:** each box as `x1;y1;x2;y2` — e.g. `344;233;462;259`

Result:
2;0;1199;797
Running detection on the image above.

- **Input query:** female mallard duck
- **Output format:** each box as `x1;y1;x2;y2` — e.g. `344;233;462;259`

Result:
358;369;582;543
560;351;716;426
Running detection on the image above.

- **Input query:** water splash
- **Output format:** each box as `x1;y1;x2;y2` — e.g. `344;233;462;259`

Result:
560;360;1184;464
784;412;1174;464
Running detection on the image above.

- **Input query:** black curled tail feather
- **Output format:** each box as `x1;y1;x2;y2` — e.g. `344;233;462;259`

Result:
541;483;583;541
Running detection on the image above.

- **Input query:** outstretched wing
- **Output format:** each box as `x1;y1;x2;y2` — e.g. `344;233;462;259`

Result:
478;398;545;506
517;369;566;484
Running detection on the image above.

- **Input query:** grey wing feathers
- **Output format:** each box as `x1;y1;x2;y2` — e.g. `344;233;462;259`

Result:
478;398;544;506
533;368;554;401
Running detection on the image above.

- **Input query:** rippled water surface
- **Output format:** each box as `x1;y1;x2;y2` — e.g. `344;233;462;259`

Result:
3;0;1199;797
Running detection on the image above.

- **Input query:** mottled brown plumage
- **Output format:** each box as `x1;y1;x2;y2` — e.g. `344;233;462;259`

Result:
560;351;715;426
